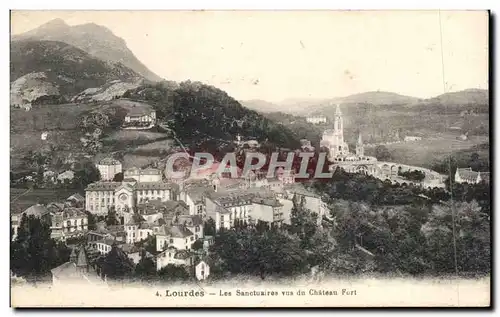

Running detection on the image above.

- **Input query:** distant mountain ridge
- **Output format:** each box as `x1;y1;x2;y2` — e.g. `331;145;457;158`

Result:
241;89;488;115
12;18;162;82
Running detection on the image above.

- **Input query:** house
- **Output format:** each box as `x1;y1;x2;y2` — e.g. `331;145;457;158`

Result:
125;213;147;244
306;115;327;124
66;193;85;208
455;168;490;184
43;170;56;182
92;238;125;255
124;167;162;183
97;158;122;181
50;207;88;241
123;105;156;129
284;184;327;226
120;244;154;265
11;204;52;240
195;260;210;281
41;131;49;140
203;236;215;251
155;225;196;252
51;247;104;286
251;197;284;226
181;184;213;216
175;214;204;240
404;136;422;142
205;188;275;231
57;170;75;182
156;248;194;271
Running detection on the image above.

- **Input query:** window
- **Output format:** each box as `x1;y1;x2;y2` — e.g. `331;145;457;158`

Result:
221;215;224;222
67;220;71;227
170;239;173;243
190;236;194;241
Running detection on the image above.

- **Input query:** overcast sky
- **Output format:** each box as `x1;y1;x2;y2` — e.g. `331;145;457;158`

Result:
11;11;488;102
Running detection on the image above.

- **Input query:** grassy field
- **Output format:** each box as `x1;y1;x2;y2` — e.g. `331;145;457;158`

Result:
10;99;172;171
365;133;489;169
10;188;83;214
121;154;162;169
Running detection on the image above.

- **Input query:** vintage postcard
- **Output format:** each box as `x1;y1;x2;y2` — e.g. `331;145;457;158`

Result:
9;10;490;308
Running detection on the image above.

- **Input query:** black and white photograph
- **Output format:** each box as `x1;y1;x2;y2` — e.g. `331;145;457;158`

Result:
9;10;490;307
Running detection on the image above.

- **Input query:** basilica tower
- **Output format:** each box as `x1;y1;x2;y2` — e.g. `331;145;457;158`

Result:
356;133;364;157
333;104;344;147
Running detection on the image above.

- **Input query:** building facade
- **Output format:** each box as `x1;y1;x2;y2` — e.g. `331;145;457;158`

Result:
320;105;350;158
97;158;122;181
306;115;327;124
85;180;178;215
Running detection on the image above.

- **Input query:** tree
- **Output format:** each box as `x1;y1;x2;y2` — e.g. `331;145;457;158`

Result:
191;239;204;251
105;206;119;226
112;172;124;182
101;246;134;280
204;218;216;236
134;251;156;279
11;214;68;277
72;161;101;189
374;145;392;161
85;211;97;231
157;264;190;281
289;195;318;248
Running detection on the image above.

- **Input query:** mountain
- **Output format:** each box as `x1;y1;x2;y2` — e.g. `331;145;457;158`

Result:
280;91;420;115
334;91;420;106
426;89;489;105
10;40;142;104
239;99;283;113
12;19;162;82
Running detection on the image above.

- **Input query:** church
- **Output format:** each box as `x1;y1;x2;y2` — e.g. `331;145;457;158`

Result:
320;105;379;175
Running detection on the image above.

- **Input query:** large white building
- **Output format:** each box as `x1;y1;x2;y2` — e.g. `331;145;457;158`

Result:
84;180;179;215
306;115;327;124
320;105;379;175
97;158;122;181
124;167;162;183
320;105;350;158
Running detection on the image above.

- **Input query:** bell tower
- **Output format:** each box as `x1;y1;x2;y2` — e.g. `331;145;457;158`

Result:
356;133;364;157
333;104;344;146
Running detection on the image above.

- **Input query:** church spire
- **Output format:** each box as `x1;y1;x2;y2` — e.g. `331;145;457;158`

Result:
356;132;364;157
335;104;342;116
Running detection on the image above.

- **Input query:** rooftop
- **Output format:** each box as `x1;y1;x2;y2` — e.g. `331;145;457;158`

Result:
98;157;121;166
85;182;122;191
126;105;155;117
67;193;85;202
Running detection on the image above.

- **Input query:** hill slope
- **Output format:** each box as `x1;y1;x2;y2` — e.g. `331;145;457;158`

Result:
10;40;142;104
12;18;162;82
123;81;301;149
239;99;283;113
426;89;489;106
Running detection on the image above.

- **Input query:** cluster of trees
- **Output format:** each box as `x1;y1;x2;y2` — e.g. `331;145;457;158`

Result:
432;149;490;175
98;246;192;282
11;214;70;279
123;82;301;149
207;196;335;280
373;145;393;161
312;169;449;206
14;151;101;190
398;169;426;182
329;198;490;276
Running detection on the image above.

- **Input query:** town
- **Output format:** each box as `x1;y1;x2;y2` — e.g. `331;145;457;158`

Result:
10;105;490;286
